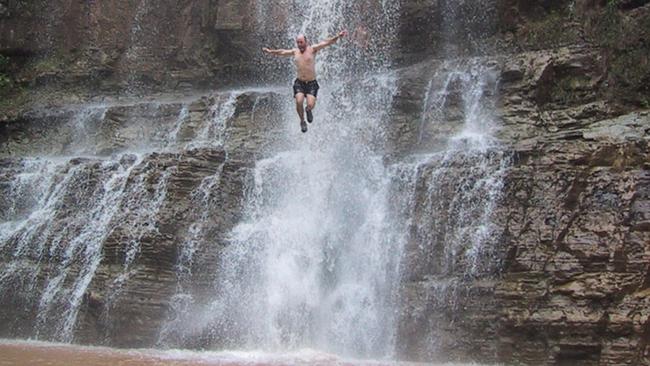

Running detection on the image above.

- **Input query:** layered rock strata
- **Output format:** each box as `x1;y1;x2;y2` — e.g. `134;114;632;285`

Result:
0;0;649;365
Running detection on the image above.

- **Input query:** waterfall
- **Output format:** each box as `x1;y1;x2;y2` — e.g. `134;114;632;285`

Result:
0;91;249;343
0;154;145;341
412;59;507;276
0;0;509;362
392;1;508;358
157;0;408;359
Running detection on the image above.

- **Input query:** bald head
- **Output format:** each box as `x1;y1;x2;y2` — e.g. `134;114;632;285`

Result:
296;34;308;53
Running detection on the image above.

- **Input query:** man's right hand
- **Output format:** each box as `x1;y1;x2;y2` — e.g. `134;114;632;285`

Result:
262;47;271;53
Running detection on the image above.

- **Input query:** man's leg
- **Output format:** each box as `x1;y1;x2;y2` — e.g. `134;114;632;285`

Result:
295;93;307;133
306;95;317;123
295;93;305;122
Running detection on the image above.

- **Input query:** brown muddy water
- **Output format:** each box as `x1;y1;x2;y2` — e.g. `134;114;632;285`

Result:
0;340;486;366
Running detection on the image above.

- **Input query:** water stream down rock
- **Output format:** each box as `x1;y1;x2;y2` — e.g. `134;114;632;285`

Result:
1;0;650;365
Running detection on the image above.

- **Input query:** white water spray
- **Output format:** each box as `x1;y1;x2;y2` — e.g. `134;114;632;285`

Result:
0;1;509;362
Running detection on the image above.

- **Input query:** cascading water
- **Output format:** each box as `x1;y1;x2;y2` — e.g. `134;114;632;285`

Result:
155;0;410;359
392;1;509;359
160;0;506;361
0;0;509;363
0;91;251;344
407;59;508;279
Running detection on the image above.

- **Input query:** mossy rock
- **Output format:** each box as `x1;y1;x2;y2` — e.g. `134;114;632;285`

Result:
0;88;29;121
516;11;581;50
609;46;650;104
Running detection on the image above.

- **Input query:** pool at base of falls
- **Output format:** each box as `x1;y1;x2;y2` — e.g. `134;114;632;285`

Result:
0;339;491;366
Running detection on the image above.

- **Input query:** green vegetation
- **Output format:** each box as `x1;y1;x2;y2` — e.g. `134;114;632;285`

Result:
611;47;650;86
0;87;28;113
596;0;626;48
519;11;579;49
29;55;64;75
0;54;30;116
642;99;650;109
0;54;11;91
547;74;593;106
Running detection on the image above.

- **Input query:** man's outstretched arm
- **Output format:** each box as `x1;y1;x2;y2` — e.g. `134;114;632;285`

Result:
312;31;348;52
262;47;294;56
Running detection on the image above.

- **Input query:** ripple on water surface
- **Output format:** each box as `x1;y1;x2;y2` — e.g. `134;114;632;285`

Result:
0;340;491;366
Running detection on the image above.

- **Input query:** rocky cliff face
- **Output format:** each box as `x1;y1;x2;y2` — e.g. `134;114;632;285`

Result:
1;0;649;365
394;51;650;365
0;0;268;121
393;1;650;365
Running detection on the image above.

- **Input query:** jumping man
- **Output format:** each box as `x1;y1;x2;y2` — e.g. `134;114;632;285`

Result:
262;31;347;133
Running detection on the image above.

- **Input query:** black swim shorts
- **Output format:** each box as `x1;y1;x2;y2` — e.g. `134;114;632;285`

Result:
293;79;319;98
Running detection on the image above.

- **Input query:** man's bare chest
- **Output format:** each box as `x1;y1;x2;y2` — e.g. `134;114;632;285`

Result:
294;51;315;65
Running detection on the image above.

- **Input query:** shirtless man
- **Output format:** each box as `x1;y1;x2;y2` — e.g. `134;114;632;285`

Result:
262;31;347;133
